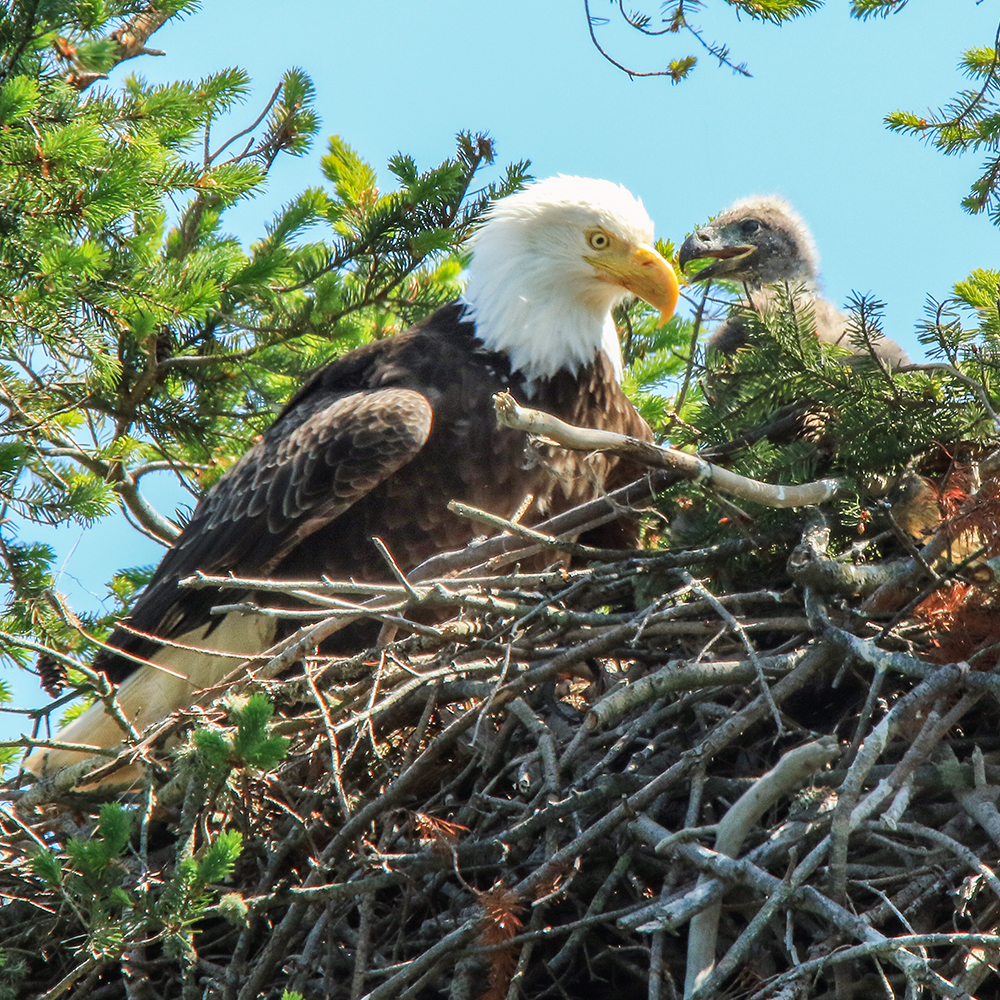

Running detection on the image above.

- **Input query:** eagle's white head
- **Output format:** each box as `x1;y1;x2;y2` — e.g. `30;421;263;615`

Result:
462;176;678;386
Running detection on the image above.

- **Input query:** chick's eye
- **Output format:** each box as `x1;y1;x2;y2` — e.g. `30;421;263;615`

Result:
739;219;761;236
587;230;611;250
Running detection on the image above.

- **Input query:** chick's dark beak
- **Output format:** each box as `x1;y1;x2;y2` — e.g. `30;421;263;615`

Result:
678;230;756;281
678;231;710;271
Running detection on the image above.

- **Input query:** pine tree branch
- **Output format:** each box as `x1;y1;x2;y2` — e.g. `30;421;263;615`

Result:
906;363;1000;433
35;443;181;542
67;7;173;92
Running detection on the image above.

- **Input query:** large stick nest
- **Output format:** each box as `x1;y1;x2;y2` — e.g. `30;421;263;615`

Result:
2;464;1000;1000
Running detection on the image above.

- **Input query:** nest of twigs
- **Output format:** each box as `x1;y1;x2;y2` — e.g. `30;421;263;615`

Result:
2;465;1000;1000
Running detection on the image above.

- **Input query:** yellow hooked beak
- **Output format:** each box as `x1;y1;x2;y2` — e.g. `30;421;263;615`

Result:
586;241;680;328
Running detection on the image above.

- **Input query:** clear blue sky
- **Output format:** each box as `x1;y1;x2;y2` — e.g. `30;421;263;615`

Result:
5;1;998;737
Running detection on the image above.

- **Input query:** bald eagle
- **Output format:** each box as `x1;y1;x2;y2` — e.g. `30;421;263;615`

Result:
678;196;909;368
26;176;679;779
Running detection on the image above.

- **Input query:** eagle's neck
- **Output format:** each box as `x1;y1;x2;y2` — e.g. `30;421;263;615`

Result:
461;269;623;388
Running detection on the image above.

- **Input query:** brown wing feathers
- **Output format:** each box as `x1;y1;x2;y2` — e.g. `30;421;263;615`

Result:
94;384;433;679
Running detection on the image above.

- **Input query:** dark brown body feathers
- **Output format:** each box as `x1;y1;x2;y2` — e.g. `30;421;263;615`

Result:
99;303;651;680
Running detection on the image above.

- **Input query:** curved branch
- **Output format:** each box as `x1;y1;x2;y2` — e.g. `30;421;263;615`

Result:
683;737;840;997
493;391;840;509
36;445;180;542
583;0;685;79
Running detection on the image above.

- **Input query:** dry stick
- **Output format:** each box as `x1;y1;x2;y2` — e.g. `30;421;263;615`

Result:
843;658;889;771
865;819;1000;901
788;666;976;994
947;745;1000;851
516;642;837;900
276;612;728;993
745;659;968;903
546;847;636;975
952;903;1000;998
690;866;803;1000
854;880;924;999
636;832;916;933
508;700;558;799
326;661;501;739
748;937;995;1000
448;499;628;562
303;660;351;821
35;957;106;1000
222;834;310;1000
642;661;978;990
237;704;492;999
215;578;636;629
826;662;974;920
1;736;114;756
472;902;651;956
882;692;983;827
359;920;482;1000
504;908;546;1000
647;836;976;1000
351;893;376;1000
172;496;777;720
586;651;802;730
399;683;440;772
647;888;670;1000
410;469;677;579
345;647;389;765
493;391;839;509
15;753;130;806
846;689;964;855
677;569;782;732
787;545;908;597
0;802;50;852
680;737;840;998
177;469;679;702
236;872;411;913
234;889;315;1000
288;905;333;998
623;813;818;933
495;788;612;847
787;497;917;600
587;616;809;643
448;957;480;1000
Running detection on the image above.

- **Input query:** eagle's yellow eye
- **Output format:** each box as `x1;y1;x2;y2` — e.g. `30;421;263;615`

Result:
587;230;611;250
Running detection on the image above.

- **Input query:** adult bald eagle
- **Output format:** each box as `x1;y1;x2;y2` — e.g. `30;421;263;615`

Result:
26;176;678;778
679;196;909;367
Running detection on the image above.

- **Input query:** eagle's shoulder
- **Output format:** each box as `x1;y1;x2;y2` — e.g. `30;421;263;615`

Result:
275;303;488;421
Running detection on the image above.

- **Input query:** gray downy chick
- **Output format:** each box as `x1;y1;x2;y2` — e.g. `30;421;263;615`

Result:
679;196;909;368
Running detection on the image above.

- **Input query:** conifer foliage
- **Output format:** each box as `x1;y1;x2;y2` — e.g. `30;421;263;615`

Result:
0;1;527;701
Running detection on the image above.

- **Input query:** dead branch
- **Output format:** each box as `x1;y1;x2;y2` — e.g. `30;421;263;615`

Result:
494;391;839;508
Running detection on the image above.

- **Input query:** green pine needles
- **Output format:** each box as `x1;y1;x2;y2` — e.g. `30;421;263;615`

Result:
22;695;289;994
0;2;528;688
